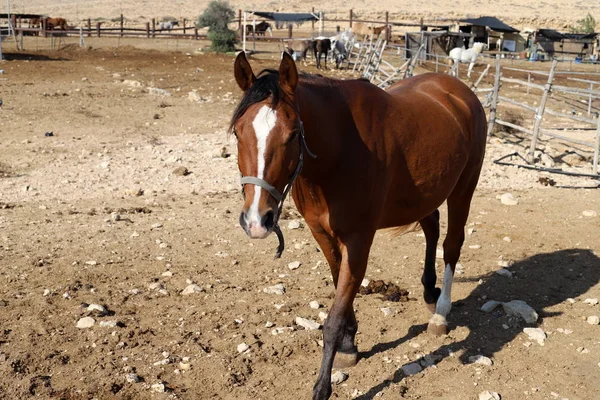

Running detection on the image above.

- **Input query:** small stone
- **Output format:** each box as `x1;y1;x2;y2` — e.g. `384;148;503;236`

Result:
162;271;173;277
265;321;274;328
566;298;576;304
401;362;422;376
331;371;348;385
500;193;519;206
582;210;597;218
179;362;191;370
151;223;163;230
503;236;512;242
151;382;166;393
503;300;538;324
87;303;107;314
468;227;475;235
309;300;320;309
43;289;51;296
85;260;97;266
126;373;140;383
181;284;204;295
288;220;302;229
468;355;493;366
318;311;328;321
76;317;95;329
295;316;321;331
361;279;370;287
381;307;393;316
469;244;481;249
587;316;599;325
130;231;140;238
497;259;511;268
481;300;502;313
148;282;165;291
173;166;190;176
583;298;598;306
99;320;118;328
495;268;513;278
237;343;250;353
479;391;501;400
263;284;285;295
523;327;546;345
288;261;301;270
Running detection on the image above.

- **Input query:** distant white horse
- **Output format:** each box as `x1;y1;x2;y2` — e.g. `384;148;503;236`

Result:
159;21;179;31
448;42;487;78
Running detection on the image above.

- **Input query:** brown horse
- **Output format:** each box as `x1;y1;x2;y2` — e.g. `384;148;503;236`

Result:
46;17;68;30
230;52;486;399
312;38;331;69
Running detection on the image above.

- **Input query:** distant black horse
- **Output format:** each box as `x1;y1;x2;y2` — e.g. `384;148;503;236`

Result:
313;38;331;69
244;21;272;36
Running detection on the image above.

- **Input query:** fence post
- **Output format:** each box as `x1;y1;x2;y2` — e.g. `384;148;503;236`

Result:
194;27;198;40
486;55;502;139
528;59;558;163
120;14;124;37
588;83;593;117
385;12;390;41
96;22;101;37
349;9;353;28
471;64;490;90
526;72;531;95
146;22;150;38
288;24;293;39
87;18;91;37
42;18;47;37
183;18;186;34
152;18;156;38
312;7;315;32
594;119;600;174
238;10;242;32
79;27;84;47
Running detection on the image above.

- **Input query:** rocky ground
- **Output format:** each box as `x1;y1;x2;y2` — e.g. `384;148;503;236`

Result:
0;44;599;400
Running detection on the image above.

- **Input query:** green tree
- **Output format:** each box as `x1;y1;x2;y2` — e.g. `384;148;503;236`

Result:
570;13;597;34
197;0;237;52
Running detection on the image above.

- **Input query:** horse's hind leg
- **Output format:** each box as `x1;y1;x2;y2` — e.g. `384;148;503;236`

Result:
420;210;441;312
428;170;481;336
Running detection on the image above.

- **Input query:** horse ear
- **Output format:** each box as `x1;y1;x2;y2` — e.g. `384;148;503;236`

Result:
279;52;298;95
234;52;256;91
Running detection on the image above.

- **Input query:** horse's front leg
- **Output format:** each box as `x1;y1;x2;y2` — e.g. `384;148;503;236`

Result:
312;232;374;400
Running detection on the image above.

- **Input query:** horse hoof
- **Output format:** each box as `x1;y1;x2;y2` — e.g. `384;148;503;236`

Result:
333;351;358;368
427;322;448;336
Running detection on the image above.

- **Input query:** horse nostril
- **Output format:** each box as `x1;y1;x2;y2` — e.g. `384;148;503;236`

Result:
239;212;248;231
261;210;275;230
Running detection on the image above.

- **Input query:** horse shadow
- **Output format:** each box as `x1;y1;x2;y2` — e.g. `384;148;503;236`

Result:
0;53;71;62
355;248;600;399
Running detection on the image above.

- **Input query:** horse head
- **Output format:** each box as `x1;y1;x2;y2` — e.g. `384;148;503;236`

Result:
231;52;304;241
472;42;487;53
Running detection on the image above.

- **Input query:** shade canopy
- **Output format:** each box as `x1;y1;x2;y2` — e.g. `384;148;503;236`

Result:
459;16;520;33
248;12;318;22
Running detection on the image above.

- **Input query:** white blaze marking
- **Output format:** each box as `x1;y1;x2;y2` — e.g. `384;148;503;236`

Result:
429;263;454;326
247;105;277;225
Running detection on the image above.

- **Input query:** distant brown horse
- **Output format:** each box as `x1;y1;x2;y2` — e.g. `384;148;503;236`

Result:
29;18;41;28
46;17;68;30
312;38;331;69
230;52;486;399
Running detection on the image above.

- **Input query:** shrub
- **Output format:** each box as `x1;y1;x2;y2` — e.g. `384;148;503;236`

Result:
197;0;236;53
570;13;596;34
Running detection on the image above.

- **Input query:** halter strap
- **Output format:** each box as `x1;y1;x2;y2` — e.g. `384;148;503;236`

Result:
240;120;316;259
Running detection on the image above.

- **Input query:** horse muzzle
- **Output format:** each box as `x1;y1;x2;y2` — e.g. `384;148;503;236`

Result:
240;209;276;239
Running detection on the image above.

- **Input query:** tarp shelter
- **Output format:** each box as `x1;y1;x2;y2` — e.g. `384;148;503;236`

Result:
242;11;321;52
459;16;523;52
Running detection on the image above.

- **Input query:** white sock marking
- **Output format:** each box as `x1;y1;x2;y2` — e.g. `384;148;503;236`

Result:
247;105;277;225
430;263;454;325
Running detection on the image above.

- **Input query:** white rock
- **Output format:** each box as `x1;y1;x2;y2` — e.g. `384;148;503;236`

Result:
469;244;481;249
99;320;118;328
288;261;301;270
126;373;140;383
331;371;348;385
500;193;519;206
151;223;163;229
587;316;600;325
497;260;511;268
263;284;285;295
43;289;51;296
503;236;512;242
481;300;502;313
381;307;393;316
85;260;97;266
309;300;320;309
295;316;321;331
87;303;107;314
503;300;538;323
479;391;501;400
162;271;173;277
181;284;204;295
123;80;142;87
237;343;250;353
318;311;328;321
287;220;302;229
495;268;513;278
361;278;370;287
148;87;171;96
265;321;274;328
583;298;598;306
566;298;576;304
523;327;546;345
582;210;597;218
187;91;205;102
76;317;95;329
401;362;422;376
469;355;493;366
151;383;166;393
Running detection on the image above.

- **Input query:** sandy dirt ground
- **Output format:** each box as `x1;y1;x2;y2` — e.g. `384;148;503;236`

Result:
11;0;600;31
0;40;599;400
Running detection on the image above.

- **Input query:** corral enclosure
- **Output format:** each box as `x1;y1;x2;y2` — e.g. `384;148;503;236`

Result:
1;18;600;400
